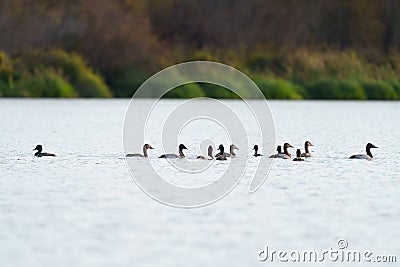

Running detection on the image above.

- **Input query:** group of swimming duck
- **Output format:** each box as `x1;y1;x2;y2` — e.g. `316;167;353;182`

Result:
34;141;378;160
33;141;378;161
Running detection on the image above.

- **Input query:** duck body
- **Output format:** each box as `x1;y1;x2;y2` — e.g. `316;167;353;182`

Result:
159;144;187;158
126;154;144;157
126;144;153;157
300;141;313;157
159;154;180;158
215;152;229;157
350;143;377;160
275;153;290;159
34;152;56;157
33;145;56;157
350;154;372;160
215;155;227;160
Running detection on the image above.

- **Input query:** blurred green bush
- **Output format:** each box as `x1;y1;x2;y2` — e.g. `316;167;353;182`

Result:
305;78;366;100
253;77;304;99
163;83;205;98
363;81;398;100
16;49;112;97
13;69;77;98
1;48;400;100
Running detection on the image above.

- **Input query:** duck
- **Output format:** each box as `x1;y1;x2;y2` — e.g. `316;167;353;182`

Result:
293;149;305;161
300;141;313;157
274;143;293;159
269;145;282;158
197;145;214;160
252;145;263;157
215;144;227;160
159;144;187;158
215;144;239;157
350;143;378;160
126;144;153;157
33;145;56;157
228;144;239;157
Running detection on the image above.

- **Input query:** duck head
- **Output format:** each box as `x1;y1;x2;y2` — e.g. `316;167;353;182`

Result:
366;143;378;149
33;145;42;152
217;144;225;153
145;144;154;149
284;143;293;149
179;144;187;150
296;149;301;157
305;141;313;147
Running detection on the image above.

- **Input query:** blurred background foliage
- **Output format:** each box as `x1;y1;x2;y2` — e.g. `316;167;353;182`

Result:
1;0;400;99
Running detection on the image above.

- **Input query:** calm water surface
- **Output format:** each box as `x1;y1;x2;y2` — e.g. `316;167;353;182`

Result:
0;99;399;267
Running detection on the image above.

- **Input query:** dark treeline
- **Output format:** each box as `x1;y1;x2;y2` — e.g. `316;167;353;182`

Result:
1;0;400;99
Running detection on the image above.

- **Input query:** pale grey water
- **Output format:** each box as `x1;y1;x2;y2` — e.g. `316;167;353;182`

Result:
0;99;399;267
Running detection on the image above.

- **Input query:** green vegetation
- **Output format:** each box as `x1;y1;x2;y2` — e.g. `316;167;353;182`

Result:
304;78;366;100
13;70;76;98
164;83;205;98
363;81;398;100
1;49;400;99
253;78;304;99
0;50;112;98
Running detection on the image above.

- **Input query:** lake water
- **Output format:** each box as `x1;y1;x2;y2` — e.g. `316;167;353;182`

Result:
0;99;399;267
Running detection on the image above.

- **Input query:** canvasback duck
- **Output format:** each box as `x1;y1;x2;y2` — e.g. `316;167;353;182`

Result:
350;143;378;160
159;144;187;158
